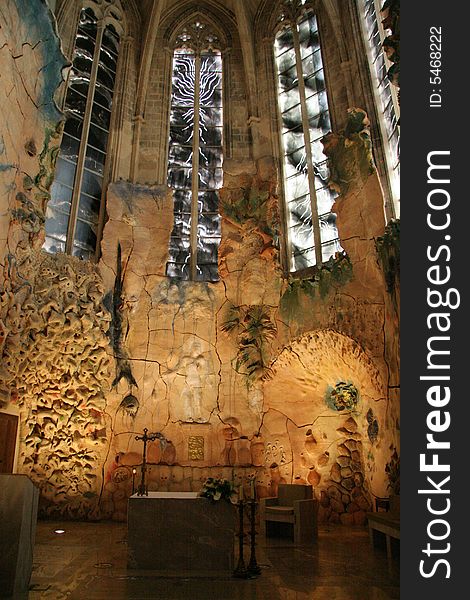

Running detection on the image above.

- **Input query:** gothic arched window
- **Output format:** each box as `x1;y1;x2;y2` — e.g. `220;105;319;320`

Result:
44;2;123;260
361;0;400;215
275;5;341;273
166;20;223;282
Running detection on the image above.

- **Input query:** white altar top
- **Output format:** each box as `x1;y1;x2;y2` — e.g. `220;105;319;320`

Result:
130;491;199;499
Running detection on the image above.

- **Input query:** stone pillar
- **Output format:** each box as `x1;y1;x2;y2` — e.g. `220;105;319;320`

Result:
321;108;386;300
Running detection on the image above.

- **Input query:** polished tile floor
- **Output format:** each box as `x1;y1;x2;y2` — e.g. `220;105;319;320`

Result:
27;521;399;599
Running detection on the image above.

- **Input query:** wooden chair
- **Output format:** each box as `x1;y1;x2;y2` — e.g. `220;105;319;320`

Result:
259;483;318;544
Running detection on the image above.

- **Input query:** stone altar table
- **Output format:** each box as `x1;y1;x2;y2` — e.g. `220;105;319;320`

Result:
0;475;39;598
127;492;236;575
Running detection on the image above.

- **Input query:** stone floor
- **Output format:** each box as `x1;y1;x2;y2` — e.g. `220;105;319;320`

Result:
26;520;399;599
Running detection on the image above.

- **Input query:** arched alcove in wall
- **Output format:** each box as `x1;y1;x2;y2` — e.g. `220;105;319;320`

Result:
261;328;396;523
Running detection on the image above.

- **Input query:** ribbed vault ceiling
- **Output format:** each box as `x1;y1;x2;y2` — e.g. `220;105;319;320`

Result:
138;0;263;24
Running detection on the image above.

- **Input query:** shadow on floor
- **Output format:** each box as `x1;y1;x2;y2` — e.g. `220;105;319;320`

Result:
27;521;399;600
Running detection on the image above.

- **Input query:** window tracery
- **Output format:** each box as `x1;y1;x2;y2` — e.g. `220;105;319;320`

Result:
166;17;223;282
44;0;123;260
275;3;341;272
361;0;400;215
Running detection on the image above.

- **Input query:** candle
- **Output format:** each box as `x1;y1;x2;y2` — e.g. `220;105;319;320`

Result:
250;478;255;500
131;468;136;495
239;484;244;500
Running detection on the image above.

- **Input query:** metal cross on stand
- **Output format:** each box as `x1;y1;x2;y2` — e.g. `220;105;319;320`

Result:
135;428;166;496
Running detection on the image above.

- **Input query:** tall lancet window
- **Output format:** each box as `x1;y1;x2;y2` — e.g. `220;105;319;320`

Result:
44;2;122;260
361;0;400;214
167;20;223;282
275;3;341;273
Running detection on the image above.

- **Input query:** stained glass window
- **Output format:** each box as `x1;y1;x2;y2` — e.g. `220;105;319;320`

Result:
167;42;223;282
44;6;121;260
275;12;341;272
362;0;400;214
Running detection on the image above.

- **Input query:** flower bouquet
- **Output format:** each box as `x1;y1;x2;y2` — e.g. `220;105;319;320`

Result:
199;477;238;503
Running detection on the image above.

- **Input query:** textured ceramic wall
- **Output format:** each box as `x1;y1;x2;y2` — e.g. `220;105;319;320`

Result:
0;0;400;523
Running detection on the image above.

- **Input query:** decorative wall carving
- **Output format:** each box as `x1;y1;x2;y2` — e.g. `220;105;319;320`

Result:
0;0;399;524
325;381;360;412
321;108;374;197
1;251;112;517
381;0;400;102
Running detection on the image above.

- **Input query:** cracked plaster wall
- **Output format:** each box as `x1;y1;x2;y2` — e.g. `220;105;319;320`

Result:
0;1;399;523
0;0;66;262
0;0;114;518
95;119;399;523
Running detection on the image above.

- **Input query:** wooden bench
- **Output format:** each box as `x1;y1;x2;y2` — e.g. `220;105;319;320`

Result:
367;496;400;559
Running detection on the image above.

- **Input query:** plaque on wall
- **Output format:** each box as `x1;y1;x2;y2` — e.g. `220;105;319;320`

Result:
188;435;205;461
181;423;212;466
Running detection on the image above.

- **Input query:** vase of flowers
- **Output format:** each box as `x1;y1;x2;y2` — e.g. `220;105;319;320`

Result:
199;477;238;504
